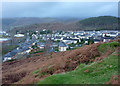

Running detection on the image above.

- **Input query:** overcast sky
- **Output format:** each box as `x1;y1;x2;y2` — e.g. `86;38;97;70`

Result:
2;2;118;18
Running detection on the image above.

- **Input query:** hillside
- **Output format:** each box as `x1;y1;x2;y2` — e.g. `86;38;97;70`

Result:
2;41;120;84
3;16;118;33
78;16;118;30
2;17;80;31
38;52;118;84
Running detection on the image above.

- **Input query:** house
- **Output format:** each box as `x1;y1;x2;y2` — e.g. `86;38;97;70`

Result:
78;34;86;39
94;39;101;43
62;37;79;44
109;32;118;37
0;38;12;46
49;47;54;53
32;34;38;40
117;33;120;37
3;57;12;62
102;37;115;42
3;53;12;62
37;42;45;49
59;42;67;52
14;34;24;38
102;33;110;37
64;40;73;45
85;39;89;44
54;36;61;41
52;42;58;47
3;50;18;62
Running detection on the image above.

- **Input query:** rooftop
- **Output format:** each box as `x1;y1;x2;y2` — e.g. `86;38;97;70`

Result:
59;42;67;47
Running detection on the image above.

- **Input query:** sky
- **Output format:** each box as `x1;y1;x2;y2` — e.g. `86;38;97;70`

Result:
2;2;118;18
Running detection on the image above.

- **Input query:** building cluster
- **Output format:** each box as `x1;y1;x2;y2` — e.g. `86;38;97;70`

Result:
2;30;119;62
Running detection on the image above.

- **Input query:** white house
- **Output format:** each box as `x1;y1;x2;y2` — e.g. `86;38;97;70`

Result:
102;37;114;42
54;36;62;41
62;38;79;44
102;33;110;37
37;42;45;49
109;32;117;37
14;34;24;38
94;39;101;43
85;39;89;44
59;42;67;52
32;34;38;40
3;57;12;62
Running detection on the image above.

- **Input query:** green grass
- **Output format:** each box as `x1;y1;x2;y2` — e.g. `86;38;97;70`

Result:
98;41;120;54
38;52;118;84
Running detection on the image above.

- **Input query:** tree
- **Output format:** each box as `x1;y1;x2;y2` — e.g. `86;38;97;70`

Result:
59;31;62;34
88;39;94;45
57;40;60;43
16;30;19;34
80;38;85;44
76;40;80;45
47;30;52;34
69;43;75;47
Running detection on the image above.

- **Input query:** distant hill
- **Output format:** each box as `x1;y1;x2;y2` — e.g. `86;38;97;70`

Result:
2;17;80;31
77;16;118;30
3;16;118;33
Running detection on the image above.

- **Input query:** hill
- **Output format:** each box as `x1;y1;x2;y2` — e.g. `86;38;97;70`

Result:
7;16;118;34
38;52;118;84
2;41;120;84
2;17;80;31
77;16;118;30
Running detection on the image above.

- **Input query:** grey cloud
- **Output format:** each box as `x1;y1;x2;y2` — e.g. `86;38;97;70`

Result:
2;2;118;18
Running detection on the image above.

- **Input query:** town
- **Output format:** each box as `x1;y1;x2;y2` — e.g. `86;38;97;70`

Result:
1;29;119;62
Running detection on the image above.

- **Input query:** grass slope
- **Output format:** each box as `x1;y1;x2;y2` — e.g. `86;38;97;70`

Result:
38;53;118;84
37;41;119;84
98;41;120;54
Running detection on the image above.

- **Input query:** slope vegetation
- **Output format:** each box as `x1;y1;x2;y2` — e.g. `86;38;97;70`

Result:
38;52;118;84
37;41;119;84
2;41;120;84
